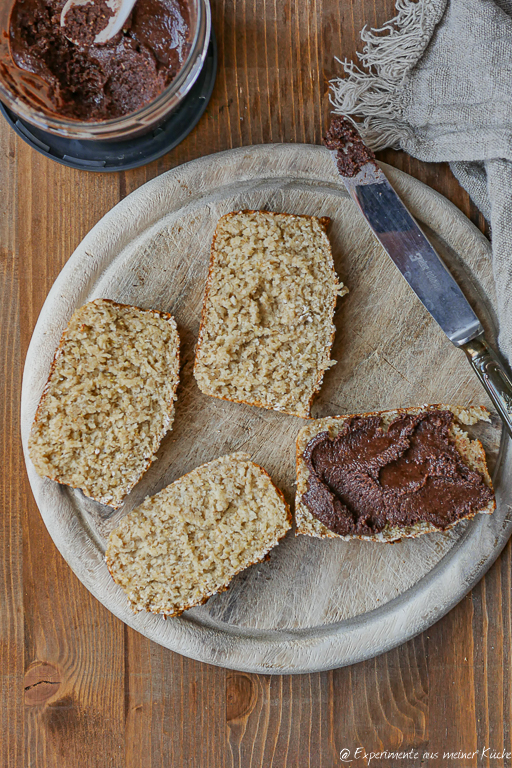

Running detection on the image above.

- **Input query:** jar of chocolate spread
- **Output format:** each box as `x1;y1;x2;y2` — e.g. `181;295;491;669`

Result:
0;0;211;139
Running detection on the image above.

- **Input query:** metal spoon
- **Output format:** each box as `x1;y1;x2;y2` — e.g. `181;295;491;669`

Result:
60;0;137;45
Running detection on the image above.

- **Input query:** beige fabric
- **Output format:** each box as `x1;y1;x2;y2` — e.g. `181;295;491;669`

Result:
331;0;512;362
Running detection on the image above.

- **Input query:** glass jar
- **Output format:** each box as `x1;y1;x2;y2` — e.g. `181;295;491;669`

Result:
0;0;211;140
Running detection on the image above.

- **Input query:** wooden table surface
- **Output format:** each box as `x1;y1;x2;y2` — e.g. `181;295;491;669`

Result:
2;1;510;767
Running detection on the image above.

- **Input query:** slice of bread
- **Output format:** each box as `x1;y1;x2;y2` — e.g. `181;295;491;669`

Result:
193;210;348;418
295;405;496;542
28;298;180;509
105;452;292;615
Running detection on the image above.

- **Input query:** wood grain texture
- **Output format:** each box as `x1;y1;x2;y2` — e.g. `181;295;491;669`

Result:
1;0;511;767
12;145;126;768
0;104;24;768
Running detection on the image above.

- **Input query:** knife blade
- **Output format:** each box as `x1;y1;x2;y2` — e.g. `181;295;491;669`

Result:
324;117;512;437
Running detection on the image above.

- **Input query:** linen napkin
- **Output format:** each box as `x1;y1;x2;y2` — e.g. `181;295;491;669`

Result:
331;0;512;361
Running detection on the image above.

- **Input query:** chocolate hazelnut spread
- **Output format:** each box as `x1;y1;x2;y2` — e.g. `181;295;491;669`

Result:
5;0;191;121
323;116;377;177
302;410;494;537
62;0;113;47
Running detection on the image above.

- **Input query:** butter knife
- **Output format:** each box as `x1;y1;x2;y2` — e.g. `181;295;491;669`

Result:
324;117;512;437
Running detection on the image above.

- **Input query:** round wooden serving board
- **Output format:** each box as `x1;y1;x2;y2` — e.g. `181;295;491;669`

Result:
21;144;512;673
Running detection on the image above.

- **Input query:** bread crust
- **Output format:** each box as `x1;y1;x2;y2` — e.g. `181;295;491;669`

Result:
193;210;345;418
105;452;292;615
29;298;180;509
295;404;496;542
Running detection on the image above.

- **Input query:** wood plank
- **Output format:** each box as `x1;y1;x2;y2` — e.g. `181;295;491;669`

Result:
0;108;24;768
472;545;512;768
226;673;335;767
125;630;227;768
16;145;127;768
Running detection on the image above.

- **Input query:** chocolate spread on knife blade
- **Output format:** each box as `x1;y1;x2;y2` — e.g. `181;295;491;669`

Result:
323;116;377;177
302;410;494;537
5;0;191;121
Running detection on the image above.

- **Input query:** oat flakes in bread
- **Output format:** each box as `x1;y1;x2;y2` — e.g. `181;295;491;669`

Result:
295;405;496;542
193;210;348;418
105;452;292;615
28;298;180;509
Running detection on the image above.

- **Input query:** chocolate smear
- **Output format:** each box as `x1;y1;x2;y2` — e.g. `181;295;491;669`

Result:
302;410;494;537
323;115;377;177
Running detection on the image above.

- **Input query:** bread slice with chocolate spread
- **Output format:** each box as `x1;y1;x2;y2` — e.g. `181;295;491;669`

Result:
295;405;496;542
193;210;348;418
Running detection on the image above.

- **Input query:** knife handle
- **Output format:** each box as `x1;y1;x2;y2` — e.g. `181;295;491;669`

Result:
462;336;512;438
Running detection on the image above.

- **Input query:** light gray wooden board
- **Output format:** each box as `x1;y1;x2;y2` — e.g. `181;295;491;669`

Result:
21;144;512;673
